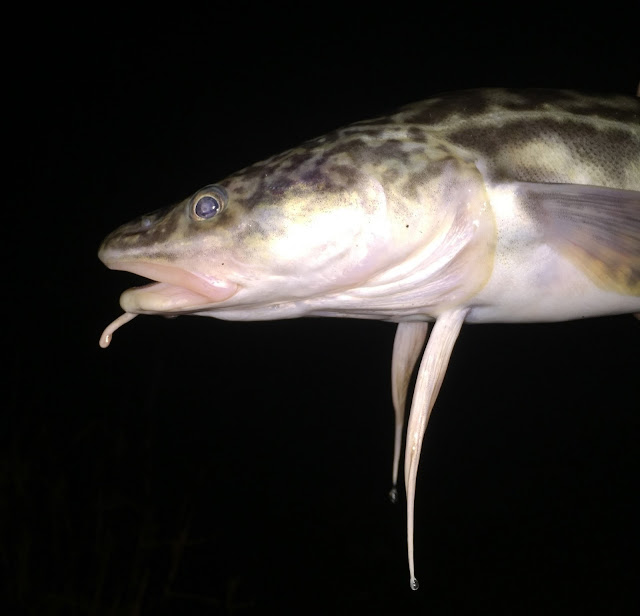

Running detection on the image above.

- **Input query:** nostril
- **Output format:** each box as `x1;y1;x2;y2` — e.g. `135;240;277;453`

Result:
120;215;155;237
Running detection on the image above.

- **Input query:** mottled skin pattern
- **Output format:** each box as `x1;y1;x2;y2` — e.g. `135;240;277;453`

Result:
99;88;640;590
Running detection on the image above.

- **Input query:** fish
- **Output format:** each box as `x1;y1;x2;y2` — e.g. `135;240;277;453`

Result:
98;88;640;590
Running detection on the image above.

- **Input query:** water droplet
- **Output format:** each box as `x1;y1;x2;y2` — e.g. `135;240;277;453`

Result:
410;577;419;591
388;487;398;504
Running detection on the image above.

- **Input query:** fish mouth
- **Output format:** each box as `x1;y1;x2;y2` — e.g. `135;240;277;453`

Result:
105;261;239;313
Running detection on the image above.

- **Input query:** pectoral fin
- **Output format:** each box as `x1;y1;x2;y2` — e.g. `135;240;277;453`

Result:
521;182;640;296
389;322;429;503
404;307;467;590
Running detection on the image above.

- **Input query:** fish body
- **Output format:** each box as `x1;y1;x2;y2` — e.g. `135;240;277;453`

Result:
99;89;640;589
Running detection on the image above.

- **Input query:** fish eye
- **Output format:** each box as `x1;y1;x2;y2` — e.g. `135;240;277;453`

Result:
191;185;228;220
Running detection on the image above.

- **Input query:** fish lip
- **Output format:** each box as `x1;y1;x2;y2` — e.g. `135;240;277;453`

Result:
102;260;239;310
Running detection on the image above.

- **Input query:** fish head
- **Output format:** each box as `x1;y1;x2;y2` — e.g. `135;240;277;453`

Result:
99;128;495;342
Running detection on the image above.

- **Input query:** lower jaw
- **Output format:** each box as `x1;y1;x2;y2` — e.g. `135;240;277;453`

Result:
120;281;238;313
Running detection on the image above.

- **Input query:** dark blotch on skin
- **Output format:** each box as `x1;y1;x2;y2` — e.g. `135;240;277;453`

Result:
300;167;328;187
321;137;366;159
407;126;428;141
370;139;412;163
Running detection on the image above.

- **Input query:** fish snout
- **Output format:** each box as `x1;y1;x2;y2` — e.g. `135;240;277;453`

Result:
98;206;175;265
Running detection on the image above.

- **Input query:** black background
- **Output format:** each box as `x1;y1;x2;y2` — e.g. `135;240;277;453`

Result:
6;6;639;615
